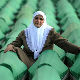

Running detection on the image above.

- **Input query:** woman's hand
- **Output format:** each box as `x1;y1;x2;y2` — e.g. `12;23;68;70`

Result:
4;44;16;53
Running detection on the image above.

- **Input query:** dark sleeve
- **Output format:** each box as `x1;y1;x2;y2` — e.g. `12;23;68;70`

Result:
52;29;80;54
10;31;24;47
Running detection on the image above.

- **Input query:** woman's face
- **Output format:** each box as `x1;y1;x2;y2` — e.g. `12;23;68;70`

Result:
33;15;44;28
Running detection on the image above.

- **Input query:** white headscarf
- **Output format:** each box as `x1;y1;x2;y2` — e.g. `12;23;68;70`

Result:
25;11;52;59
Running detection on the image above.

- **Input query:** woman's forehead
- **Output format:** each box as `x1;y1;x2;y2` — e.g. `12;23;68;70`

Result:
34;15;43;17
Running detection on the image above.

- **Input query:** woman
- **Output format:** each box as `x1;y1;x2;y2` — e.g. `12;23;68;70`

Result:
4;11;80;79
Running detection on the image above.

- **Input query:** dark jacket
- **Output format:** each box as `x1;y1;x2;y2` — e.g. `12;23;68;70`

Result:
10;28;80;58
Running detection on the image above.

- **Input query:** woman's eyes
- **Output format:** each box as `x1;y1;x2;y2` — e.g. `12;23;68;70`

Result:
35;17;44;20
40;18;44;20
35;17;38;19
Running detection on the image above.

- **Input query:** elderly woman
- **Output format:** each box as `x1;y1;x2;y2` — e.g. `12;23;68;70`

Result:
4;11;80;79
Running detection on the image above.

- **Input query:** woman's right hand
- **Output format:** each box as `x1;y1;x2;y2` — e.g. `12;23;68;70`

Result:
4;44;16;53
